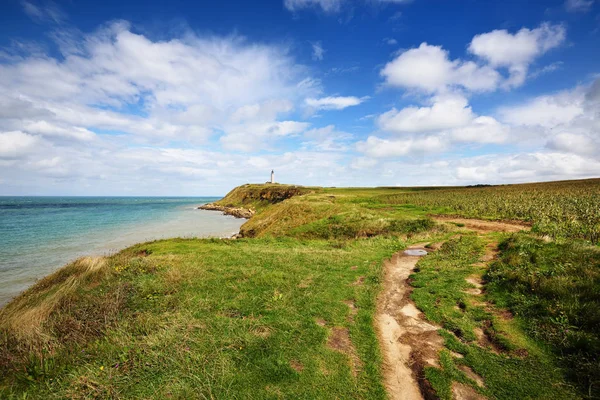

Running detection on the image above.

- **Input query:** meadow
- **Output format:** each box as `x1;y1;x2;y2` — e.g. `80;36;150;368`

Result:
1;179;598;399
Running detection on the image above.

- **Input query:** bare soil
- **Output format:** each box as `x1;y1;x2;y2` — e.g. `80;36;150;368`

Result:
452;382;486;400
327;326;362;377
432;216;530;234
376;247;444;400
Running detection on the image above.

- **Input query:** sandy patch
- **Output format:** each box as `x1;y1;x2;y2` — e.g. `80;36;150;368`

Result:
376;248;443;400
433;216;529;234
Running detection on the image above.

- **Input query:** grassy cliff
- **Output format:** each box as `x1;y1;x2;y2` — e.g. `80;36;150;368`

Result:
1;179;599;399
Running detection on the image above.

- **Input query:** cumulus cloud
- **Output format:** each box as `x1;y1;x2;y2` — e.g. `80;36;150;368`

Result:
0;21;331;193
0;21;316;111
305;95;368;110
499;89;584;128
365;94;512;159
547;133;598;156
357;135;446;157
381;43;500;93
220;120;310;152
449;116;509;144
498;79;599;157
377;94;475;133
382;23;565;93
0;131;40;158
468;23;566;87
0;22;319;153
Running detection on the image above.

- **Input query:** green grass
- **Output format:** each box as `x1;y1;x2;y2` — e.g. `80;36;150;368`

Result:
486;234;600;397
0;236;411;399
411;235;579;399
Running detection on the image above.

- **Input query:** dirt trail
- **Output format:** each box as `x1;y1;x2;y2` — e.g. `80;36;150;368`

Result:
432;216;529;234
376;246;443;400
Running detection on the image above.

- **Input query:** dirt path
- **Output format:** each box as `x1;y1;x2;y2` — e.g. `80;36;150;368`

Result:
432;216;529;234
376;246;443;400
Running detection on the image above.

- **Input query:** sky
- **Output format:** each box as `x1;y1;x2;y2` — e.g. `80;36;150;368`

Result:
0;0;599;195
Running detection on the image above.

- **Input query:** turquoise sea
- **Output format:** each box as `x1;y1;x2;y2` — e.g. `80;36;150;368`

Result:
0;197;245;306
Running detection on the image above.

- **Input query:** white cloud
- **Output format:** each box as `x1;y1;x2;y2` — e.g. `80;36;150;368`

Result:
499;79;599;156
0;131;40;158
0;22;320;153
302;125;352;151
468;23;566;87
284;0;342;12
384;38;398;45
499;90;584;128
381;43;500;93
311;41;325;61
382;23;566;93
449;116;509;144
220;120;310;152
21;121;95;141
546;132;598;156
21;0;66;24
453;152;600;183
357;135;446;157
350;156;378;169
565;0;594;12
529;61;563;79
377;94;474;133
305;95;368;110
284;0;412;13
0;21;332;193
368;93;513;158
0;22;315;110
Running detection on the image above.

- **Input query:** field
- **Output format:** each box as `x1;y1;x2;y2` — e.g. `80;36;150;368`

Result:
1;178;598;399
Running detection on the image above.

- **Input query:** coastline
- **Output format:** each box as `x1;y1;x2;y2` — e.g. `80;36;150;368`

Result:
198;203;255;219
0;199;244;307
2;181;598;398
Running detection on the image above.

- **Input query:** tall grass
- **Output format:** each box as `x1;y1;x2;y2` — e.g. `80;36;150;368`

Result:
486;235;600;397
378;178;600;243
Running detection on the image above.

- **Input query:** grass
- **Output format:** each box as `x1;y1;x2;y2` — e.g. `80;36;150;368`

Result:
376;178;600;243
1;180;599;398
1;236;413;399
486;234;600;397
411;235;579;399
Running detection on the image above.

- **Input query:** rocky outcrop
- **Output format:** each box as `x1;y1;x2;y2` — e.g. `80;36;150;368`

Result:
198;203;255;219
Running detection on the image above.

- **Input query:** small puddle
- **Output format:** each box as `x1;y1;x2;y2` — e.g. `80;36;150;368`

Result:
403;249;428;256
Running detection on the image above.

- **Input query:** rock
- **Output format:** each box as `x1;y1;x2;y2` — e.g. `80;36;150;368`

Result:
198;203;255;219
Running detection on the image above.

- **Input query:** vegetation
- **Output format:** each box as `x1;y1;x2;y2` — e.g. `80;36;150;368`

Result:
378;178;600;243
1;237;401;399
214;183;316;212
486;235;600;397
1;179;599;399
412;236;578;399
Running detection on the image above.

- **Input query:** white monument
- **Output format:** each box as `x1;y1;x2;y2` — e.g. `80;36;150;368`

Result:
270;170;274;184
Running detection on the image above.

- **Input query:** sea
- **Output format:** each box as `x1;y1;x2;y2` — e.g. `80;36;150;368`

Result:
0;197;245;306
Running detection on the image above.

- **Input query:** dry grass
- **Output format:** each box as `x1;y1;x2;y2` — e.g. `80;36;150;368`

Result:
0;257;107;343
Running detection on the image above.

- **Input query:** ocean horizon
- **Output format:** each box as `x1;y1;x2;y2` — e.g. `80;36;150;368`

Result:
0;196;244;306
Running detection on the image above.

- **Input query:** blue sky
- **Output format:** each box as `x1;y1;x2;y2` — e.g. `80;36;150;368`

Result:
0;0;599;195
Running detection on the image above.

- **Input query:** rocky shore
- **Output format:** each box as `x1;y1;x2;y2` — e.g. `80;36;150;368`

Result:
198;203;255;219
